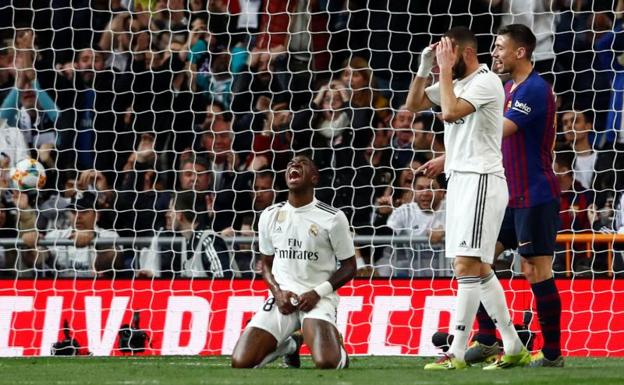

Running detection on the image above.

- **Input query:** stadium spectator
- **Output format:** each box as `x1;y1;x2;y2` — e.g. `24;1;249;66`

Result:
0;117;29;186
0;44;14;101
245;98;292;172
223;169;279;276
140;191;235;278
38;171;77;231
291;80;351;150
389;106;418;169
561;109;597;190
0;199;18;275
98;12;132;72
178;155;211;193
0;67;58;152
18;191;120;277
595;0;624;146
555;2;614;129
115;133;169;237
340;56;389;124
412;113;445;162
198;118;247;232
376;174;446;277
176;154;211;225
554;153;596;233
54;48;110;170
363;129;394;202
252;0;331;109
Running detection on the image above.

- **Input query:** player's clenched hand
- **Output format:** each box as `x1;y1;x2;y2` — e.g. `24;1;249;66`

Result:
297;290;321;312
275;290;298;315
416;156;445;178
436;37;457;72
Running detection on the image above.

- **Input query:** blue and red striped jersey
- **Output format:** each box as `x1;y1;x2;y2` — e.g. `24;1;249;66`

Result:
502;71;560;208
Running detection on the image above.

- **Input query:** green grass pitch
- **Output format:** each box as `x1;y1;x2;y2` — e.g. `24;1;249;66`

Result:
1;356;623;385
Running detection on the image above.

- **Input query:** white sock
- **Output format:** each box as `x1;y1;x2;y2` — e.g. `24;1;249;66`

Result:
480;272;523;355
255;336;297;368
336;346;348;369
449;276;481;361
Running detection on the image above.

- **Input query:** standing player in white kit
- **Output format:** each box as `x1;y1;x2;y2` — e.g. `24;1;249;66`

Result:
231;155;356;369
406;26;529;370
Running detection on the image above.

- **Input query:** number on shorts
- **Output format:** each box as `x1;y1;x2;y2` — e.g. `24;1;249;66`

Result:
263;297;275;312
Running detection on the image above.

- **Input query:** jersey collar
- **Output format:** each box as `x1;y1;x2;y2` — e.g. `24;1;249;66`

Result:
286;197;317;212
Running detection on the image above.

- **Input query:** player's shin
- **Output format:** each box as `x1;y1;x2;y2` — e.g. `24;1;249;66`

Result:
448;275;481;361
255;336;298;368
532;277;562;360
480;271;523;355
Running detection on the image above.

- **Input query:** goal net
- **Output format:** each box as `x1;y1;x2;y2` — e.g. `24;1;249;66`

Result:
0;0;623;357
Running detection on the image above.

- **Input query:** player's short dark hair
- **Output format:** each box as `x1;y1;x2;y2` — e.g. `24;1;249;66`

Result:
444;26;477;50
498;24;537;60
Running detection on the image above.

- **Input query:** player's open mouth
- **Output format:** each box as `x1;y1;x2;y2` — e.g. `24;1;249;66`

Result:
288;168;302;183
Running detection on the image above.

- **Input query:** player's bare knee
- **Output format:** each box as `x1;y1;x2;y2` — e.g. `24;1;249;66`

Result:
230;355;250;369
313;354;341;369
454;257;481;277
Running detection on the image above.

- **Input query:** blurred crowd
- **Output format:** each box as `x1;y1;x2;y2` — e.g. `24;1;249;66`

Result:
1;0;624;279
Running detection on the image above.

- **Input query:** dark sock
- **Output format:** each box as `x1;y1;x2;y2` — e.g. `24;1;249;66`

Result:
475;303;498;346
531;278;562;360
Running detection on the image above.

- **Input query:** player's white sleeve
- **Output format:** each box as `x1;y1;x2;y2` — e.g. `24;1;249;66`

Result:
257;208;275;255
457;74;499;110
424;82;441;106
329;210;356;261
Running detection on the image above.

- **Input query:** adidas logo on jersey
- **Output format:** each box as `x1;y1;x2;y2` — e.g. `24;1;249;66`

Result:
275;226;282;233
459;241;468;248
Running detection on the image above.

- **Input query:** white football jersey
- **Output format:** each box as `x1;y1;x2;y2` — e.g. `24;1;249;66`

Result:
425;64;505;176
258;198;355;299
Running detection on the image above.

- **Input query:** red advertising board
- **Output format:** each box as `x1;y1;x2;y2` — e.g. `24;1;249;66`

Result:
0;278;622;357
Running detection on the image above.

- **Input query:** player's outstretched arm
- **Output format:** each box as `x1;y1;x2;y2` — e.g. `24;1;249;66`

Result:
260;254;298;315
298;256;357;312
405;43;437;112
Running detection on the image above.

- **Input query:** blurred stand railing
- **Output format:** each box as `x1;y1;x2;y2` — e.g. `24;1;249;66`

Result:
0;234;622;277
556;233;624;277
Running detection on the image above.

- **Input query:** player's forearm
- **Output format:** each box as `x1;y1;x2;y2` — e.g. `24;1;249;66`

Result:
327;256;357;291
260;255;281;296
439;69;460;122
405;76;430;112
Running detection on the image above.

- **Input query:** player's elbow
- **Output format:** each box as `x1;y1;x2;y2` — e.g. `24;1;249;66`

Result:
440;112;459;123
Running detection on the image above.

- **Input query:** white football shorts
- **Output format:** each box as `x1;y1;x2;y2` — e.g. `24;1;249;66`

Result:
246;296;338;344
445;172;508;264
